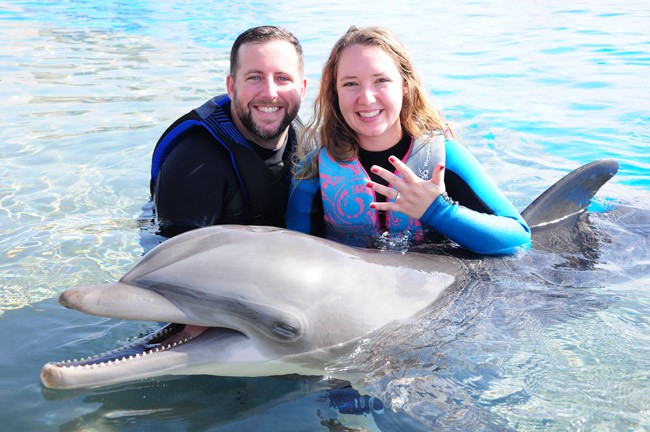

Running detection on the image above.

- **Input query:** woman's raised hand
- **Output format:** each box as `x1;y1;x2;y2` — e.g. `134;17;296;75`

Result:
367;155;446;219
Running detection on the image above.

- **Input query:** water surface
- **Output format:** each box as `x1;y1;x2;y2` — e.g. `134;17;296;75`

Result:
1;1;649;430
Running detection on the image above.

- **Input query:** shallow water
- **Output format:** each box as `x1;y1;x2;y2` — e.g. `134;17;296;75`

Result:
1;1;649;430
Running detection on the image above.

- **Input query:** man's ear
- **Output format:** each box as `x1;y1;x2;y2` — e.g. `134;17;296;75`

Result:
300;78;307;99
226;75;235;98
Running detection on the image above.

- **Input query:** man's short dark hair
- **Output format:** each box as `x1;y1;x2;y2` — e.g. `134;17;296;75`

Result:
230;25;304;77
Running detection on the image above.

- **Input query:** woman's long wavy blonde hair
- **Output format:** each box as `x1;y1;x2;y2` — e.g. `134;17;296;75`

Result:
294;26;454;180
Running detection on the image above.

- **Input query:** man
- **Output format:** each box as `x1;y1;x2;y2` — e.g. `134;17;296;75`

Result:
150;26;307;237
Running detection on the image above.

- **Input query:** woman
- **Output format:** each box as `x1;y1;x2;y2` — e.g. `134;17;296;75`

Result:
286;26;531;255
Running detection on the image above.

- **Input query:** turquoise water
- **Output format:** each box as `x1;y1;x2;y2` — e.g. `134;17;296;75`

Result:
1;1;649;430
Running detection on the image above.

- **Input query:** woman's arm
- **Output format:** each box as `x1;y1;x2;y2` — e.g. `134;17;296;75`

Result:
420;139;530;255
368;139;531;255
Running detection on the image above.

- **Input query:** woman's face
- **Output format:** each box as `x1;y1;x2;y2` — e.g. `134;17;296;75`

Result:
336;43;405;151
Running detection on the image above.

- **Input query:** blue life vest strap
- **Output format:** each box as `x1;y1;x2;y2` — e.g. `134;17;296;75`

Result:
150;95;253;207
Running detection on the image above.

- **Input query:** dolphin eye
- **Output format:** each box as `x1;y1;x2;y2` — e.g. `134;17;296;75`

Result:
273;323;299;339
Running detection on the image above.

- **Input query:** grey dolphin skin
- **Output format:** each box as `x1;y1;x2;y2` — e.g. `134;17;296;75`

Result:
41;159;619;390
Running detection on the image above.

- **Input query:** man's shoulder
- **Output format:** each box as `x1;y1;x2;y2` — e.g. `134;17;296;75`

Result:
165;127;227;160
193;94;231;119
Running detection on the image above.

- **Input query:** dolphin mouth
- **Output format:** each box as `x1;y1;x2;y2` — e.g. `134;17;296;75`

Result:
40;323;246;389
51;323;209;367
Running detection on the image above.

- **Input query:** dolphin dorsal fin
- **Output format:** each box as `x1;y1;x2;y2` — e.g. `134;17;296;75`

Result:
521;159;619;229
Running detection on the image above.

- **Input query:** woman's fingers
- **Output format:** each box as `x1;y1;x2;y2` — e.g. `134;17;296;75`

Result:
367;181;398;200
371;155;419;183
388;155;420;182
370;165;400;187
367;156;446;219
431;162;445;187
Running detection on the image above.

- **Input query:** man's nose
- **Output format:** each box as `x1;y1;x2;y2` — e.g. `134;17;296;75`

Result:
260;77;279;98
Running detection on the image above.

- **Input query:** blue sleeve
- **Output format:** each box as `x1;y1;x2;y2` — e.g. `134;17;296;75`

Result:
285;154;320;234
420;140;531;255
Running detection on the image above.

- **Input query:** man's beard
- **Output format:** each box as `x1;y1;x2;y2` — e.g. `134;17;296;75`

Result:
233;97;298;142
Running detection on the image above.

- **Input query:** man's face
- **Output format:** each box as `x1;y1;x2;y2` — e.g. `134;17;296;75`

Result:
227;40;306;149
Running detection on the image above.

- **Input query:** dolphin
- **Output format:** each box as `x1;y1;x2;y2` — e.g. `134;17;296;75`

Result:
40;159;619;390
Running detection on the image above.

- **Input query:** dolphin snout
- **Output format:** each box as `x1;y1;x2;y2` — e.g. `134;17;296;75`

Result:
41;363;63;389
58;288;83;310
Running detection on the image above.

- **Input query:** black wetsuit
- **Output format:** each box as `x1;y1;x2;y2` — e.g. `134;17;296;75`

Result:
150;94;298;238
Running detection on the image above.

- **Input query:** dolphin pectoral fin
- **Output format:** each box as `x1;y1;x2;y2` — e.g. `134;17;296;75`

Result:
59;283;190;323
522;159;619;229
